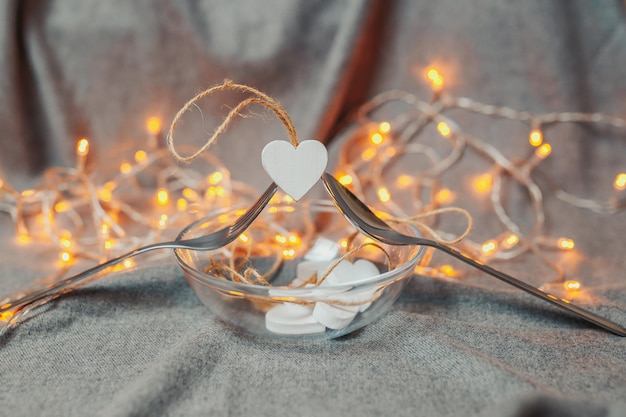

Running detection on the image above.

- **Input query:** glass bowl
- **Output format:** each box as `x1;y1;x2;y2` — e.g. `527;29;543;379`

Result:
174;200;424;341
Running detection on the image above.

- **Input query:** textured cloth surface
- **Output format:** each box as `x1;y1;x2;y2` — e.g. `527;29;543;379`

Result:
1;1;625;416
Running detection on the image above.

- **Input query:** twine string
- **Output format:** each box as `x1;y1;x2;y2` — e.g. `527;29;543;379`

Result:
167;80;299;163
389;206;473;245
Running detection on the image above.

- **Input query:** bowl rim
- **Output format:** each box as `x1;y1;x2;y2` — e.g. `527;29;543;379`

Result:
173;199;425;293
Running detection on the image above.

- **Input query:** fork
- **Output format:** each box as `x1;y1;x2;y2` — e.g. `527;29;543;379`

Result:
322;172;626;336
0;182;278;315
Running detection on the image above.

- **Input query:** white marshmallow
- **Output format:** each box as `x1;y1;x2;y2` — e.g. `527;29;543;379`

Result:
265;303;326;335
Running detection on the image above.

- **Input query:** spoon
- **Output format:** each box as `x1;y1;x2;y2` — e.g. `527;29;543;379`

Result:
322;172;626;336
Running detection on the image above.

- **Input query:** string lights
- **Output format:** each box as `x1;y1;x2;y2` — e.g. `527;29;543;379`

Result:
0;117;257;328
334;67;626;289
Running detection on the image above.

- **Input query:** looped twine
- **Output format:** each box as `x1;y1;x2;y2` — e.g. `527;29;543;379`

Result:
167;80;299;163
389;206;473;245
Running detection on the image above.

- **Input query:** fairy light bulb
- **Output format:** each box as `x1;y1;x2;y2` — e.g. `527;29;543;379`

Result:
238;233;250;243
529;129;543;147
120;162;132;174
379;121;391;134
59;231;72;248
557;237;575;250
282;248;296;259
564;280;581;291
146;117;162;135
440;265;456;277
76;138;89;156
370;132;384;145
436;122;452;137
435;188;454;204
481;240;497;255
338;173;353;186
426;67;444;90
59;250;73;265
156;188;169;206
123;259;134;269
275;234;287;244
158;214;168;228
536;143;552;159
396;175;413;188
177;198;188;211
503;234;519;249
208;171;223;185
473;173;493;193
377;187;391;202
134;150;148;163
361;148;376;161
614;173;626;191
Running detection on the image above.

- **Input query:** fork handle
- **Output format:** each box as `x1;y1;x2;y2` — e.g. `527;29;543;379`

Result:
0;242;175;315
428;241;626;337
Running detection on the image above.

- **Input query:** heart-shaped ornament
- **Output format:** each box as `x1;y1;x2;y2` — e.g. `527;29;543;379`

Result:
261;140;328;201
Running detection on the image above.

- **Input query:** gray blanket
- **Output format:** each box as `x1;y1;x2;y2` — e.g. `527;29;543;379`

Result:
1;1;625;416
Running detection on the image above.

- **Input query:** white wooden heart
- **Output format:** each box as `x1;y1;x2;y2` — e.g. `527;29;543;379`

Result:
261;140;328;201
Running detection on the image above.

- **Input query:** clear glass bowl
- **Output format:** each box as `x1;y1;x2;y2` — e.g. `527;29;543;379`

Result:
174;200;424;341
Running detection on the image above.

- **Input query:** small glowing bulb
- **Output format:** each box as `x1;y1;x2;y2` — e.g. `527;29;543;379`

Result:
370;132;384;145
177;198;188;211
282;248;296;259
156;188;169;206
288;234;301;246
17;234;30;245
98;188;112;203
503;234;519;248
529;129;543;147
60;231;72;248
146;117;162;134
183;188;199;201
426;67;444;90
564;280;581;291
134;150;148;163
238;233;250;243
21;189;35;197
614;173;626;191
123;259;134;269
104;239;114;250
377;187;391;202
361;148;377;161
396;175;414;188
557;238;575;250
54;201;69;213
440;265;456;277
275;234;288;244
120;162;132;174
76;138;89;156
436;122;452;137
101;223;109;236
379;121;391;134
481;240;497;255
158;214;168;228
536;143;552;159
338;173;353;186
208;171;223;185
435;188;454;204
59;251;72;264
339;239;349;249
473;173;493;193
283;194;295;203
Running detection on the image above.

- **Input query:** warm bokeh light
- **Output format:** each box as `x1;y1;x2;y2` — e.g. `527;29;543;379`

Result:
275;234;287;244
370;132;384;146
158;214;168;228
473;173;493;193
146;117;162;135
557;237;575;250
529;129;543;147
98;188;112;203
437;122;451;137
503;234;519;249
76;138;90;156
177;198;188;211
156;188;169;206
379;121;391;134
123;259;134;268
282;248;296;259
440;265;456;277
238;233;250;243
377;187;391;202
536;143;552;159
208;171;223;185
614;173;626;191
59;250;73;264
134;150;148;163
396;175;413;188
426;67;444;90
361;148;376;161
338;173;353;186
435;188;454;204
54;201;69;213
481;240;497;255
563;280;581;291
120;162;132;174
